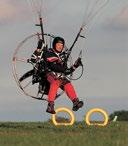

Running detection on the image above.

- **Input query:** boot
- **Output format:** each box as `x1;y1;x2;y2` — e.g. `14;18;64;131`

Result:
72;98;84;111
46;102;56;114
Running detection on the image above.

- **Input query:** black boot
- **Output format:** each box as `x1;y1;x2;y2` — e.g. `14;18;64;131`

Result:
72;98;84;111
46;102;56;114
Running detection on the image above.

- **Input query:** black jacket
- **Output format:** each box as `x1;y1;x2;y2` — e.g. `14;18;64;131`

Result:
44;48;68;74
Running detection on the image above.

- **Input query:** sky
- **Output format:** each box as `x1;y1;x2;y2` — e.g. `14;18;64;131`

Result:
0;0;128;121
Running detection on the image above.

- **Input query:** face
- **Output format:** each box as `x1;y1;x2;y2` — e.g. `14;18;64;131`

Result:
55;42;64;53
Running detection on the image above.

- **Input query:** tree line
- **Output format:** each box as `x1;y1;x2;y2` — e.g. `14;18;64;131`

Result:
109;110;128;121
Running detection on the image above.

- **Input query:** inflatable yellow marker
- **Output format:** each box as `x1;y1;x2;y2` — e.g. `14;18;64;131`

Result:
85;108;109;126
52;107;75;126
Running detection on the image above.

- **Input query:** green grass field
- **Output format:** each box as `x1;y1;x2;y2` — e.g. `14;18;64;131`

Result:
0;121;127;146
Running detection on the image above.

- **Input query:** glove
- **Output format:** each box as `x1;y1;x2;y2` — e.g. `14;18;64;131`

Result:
65;67;74;75
73;58;82;68
37;39;43;49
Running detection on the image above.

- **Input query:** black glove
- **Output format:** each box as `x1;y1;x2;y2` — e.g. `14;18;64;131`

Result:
65;67;74;75
73;58;82;68
37;39;43;49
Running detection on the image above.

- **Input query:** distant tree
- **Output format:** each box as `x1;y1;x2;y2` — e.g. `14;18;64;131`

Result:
109;110;128;121
48;116;70;123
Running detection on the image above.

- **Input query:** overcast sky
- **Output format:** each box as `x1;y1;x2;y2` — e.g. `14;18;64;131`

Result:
0;0;128;121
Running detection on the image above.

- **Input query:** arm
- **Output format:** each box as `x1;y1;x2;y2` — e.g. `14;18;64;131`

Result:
28;39;43;63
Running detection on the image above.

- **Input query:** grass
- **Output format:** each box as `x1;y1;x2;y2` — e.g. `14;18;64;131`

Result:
0;121;127;146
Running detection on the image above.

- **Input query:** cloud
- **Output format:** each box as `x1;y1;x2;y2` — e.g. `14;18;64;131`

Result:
104;5;128;31
0;0;28;24
113;6;128;27
0;1;15;20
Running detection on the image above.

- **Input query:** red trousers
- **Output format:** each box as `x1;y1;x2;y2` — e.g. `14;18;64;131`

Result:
47;73;77;102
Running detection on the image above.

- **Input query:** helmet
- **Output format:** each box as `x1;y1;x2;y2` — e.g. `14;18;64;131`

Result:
52;37;65;49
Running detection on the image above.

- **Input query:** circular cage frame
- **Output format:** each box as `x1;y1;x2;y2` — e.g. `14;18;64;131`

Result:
12;33;73;101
